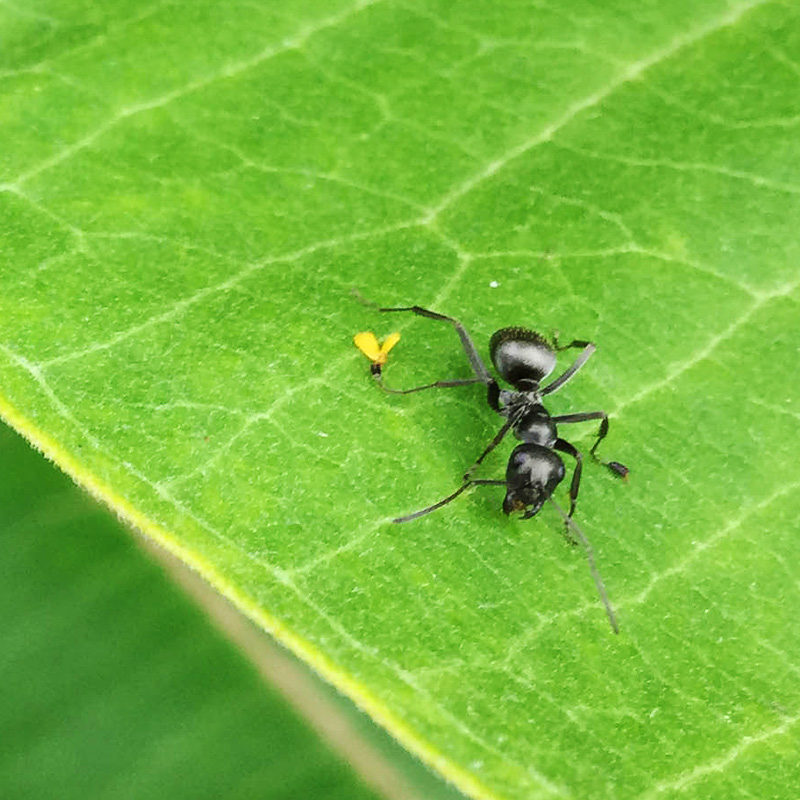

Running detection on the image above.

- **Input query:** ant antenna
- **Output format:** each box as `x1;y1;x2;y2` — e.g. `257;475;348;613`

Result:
548;499;619;635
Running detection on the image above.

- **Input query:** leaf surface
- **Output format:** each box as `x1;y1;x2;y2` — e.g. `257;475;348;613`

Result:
2;1;799;798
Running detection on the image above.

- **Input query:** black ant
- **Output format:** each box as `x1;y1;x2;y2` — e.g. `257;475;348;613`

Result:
355;303;629;634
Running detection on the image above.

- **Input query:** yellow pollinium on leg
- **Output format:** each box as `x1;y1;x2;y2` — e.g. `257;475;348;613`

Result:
353;331;401;366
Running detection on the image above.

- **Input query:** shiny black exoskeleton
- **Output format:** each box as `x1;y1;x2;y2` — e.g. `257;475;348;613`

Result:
487;326;628;521
362;304;629;633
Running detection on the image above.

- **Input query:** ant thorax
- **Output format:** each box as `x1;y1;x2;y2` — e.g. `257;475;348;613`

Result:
499;391;558;448
498;387;542;414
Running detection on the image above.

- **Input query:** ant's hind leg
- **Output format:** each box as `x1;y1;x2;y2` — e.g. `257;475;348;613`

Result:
375;374;483;395
378;305;494;385
551;411;629;479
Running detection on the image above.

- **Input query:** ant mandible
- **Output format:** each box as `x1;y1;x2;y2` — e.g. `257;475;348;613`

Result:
357;303;629;634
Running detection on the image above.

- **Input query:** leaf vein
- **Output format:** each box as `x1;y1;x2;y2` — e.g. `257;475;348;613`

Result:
7;0;388;188
419;0;772;224
639;713;800;798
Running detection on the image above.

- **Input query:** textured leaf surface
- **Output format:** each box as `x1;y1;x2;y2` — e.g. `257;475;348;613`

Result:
2;1;800;798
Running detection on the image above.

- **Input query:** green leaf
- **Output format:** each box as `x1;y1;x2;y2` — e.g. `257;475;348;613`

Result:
0;421;389;800
2;1;800;798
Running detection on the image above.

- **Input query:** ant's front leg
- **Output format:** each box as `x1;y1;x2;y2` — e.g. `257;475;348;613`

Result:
393;479;506;523
553;438;583;545
462;416;516;480
379;305;494;385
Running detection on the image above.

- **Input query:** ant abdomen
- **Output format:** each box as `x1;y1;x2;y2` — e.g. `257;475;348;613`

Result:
489;328;556;388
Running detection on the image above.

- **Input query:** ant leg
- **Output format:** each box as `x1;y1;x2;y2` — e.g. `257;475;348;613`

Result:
551;412;629;479
378;305;494;384
375;374;483;395
376;374;500;416
393;479;506;523
552;411;608;456
356;300;500;404
553;439;583;544
551;333;593;352
463;416;516;479
540;343;596;396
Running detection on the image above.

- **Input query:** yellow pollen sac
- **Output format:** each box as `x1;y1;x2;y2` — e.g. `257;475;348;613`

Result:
354;331;400;366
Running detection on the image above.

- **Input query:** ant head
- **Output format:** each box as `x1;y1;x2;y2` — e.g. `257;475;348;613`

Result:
502;444;565;517
489;328;556;389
